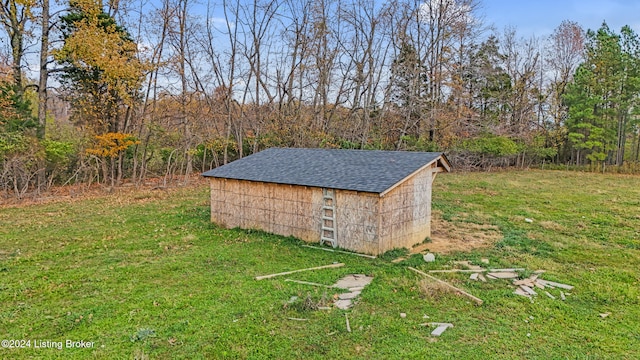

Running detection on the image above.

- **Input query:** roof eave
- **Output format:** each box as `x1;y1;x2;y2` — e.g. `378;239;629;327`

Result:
379;154;449;197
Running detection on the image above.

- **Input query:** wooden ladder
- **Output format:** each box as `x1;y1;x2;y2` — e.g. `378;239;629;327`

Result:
320;188;337;248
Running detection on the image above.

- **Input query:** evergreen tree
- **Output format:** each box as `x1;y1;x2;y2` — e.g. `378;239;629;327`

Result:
55;0;145;134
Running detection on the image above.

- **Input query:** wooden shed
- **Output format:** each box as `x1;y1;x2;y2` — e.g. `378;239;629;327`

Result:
202;148;450;255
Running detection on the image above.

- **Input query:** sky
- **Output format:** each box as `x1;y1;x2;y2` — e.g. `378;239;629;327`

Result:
482;0;640;38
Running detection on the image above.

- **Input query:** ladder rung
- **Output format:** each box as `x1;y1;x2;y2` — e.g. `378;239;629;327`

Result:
321;237;336;242
322;216;334;220
322;227;335;232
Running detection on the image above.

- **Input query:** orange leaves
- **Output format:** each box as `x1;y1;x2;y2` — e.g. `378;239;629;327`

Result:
86;132;140;158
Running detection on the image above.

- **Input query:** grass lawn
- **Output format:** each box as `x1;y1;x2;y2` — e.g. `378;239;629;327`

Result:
1;170;639;359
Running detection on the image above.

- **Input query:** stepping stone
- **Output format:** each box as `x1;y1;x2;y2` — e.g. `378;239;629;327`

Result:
334;274;374;290
334;299;352;310
338;291;361;300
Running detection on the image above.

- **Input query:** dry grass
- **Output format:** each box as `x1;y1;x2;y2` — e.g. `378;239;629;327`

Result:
412;211;503;255
417;279;458;300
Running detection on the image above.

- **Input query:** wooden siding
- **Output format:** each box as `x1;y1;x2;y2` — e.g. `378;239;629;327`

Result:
334;190;380;254
210;178;322;242
378;164;434;254
210;163;436;255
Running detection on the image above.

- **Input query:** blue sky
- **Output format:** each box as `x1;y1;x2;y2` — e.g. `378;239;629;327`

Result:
482;0;640;38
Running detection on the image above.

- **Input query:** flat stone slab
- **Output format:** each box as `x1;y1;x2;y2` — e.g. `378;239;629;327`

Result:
334;299;352;310
425;323;453;337
333;274;374;290
338;291;361;300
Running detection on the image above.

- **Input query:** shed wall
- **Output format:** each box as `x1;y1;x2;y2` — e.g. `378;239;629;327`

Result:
210;165;435;255
378;165;434;253
334;190;380;254
210;178;384;254
210;178;322;242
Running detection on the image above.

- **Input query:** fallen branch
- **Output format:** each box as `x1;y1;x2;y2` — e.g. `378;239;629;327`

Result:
302;245;376;259
408;267;483;305
255;263;345;280
287;317;308;321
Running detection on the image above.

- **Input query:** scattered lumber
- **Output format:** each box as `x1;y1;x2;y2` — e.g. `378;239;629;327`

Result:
514;288;530;297
408;267;483;305
255;263;344;280
486;272;519;279
513;278;534;286
301;245;376;259
423;261;576;303
520;285;537;296
287;317;308;321
536;279;574;290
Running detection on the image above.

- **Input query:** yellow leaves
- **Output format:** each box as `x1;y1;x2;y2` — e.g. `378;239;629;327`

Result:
86;132;140;158
56;21;141;83
69;0;103;18
54;0;149;106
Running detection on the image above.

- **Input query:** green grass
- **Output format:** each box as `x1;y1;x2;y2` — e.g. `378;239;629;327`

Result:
1;170;639;359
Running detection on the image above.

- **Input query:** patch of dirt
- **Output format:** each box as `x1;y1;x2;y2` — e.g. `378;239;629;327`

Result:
411;211;503;254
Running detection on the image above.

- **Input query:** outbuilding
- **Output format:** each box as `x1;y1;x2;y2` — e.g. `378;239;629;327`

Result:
202;148;450;255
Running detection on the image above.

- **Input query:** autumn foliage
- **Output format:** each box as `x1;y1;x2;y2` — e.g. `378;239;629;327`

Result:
85;132;139;158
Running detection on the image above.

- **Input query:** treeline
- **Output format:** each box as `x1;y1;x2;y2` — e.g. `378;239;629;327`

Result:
1;0;640;198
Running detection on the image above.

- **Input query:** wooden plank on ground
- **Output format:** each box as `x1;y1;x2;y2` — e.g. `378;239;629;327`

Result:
486;272;519;279
537;279;574;290
408;267;483;305
428;269;485;273
513;279;534;286
520;285;537;296
533;281;545;289
255;263;345;280
489;268;525;272
285;279;335;288
301;245;376;259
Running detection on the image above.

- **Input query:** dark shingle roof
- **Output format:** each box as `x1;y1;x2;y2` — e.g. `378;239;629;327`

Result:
202;148;448;194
